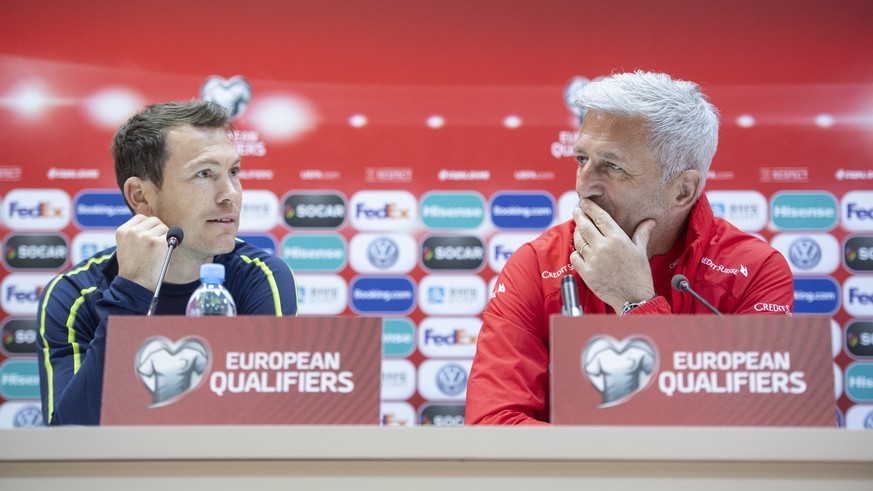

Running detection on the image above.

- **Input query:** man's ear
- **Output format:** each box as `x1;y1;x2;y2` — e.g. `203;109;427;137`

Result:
670;169;702;210
123;176;154;215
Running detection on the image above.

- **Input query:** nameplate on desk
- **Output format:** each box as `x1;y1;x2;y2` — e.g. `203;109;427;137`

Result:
102;316;381;425
550;315;835;426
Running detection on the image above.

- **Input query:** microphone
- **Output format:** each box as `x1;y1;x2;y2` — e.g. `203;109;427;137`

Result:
561;275;583;317
146;227;184;316
671;274;722;316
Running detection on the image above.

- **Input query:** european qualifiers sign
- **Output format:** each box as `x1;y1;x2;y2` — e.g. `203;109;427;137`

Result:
102;316;381;425
550;315;835;426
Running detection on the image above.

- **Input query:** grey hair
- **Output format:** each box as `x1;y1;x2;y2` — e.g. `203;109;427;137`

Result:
574;71;719;198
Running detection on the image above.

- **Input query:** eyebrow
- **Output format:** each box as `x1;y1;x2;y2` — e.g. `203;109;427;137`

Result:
573;148;626;163
184;158;242;169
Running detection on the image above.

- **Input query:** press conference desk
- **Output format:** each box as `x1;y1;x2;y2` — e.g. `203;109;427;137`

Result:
1;426;871;490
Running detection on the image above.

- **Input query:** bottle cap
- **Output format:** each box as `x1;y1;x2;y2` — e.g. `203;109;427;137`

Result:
199;263;225;282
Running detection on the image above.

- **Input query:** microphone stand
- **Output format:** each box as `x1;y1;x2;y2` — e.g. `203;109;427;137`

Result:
146;227;184;316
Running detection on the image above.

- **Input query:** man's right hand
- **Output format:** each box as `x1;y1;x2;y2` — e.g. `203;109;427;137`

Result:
115;215;169;291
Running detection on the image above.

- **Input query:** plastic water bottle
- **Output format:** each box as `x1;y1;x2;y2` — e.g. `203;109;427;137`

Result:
186;263;237;316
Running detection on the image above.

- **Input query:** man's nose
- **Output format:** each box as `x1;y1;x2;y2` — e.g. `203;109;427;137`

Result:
576;165;603;199
217;175;240;202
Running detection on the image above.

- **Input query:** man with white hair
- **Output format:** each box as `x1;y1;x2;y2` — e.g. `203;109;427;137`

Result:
466;71;794;425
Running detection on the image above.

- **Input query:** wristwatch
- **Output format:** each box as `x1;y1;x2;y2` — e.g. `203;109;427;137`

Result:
620;296;656;316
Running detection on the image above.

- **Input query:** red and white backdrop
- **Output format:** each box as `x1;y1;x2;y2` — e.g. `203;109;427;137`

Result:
1;0;872;428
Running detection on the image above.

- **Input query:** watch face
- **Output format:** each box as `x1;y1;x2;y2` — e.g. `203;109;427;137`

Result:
621;301;643;316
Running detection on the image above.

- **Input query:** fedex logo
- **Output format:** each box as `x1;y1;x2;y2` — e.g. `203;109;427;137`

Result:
3;189;71;231
5;285;42;303
849;289;873;304
418;317;481;358
350;191;417;231
9;202;63;218
847;203;873;220
355;203;410;219
843;192;873;232
488;233;537;273
844;277;873;317
0;273;55;315
494;245;514;261
423;329;476;346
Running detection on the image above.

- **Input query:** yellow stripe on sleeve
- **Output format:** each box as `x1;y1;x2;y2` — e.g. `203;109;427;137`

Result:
239;255;286;316
39;253;114;424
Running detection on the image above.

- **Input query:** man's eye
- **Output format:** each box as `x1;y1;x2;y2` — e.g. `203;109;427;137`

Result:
607;162;622;171
230;167;240;178
196;170;211;178
575;156;588;166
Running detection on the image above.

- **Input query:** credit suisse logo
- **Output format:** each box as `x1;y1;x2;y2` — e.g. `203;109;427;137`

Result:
381;359;416;401
770;233;839;275
843;276;873;317
846;320;873;359
792;277;840;315
238;190;279;232
350;190;417;232
488;232;538;273
1;318;38;356
770;191;838;231
706;190;768;232
3;233;68;270
842;191;873;232
349;276;415;315
490;192;554;229
283;192;346;229
73;190;132;228
418;359;473;401
421;235;485;271
2;189;71;231
281;234;346;272
417;317;481;358
417;275;486;316
70;231;116;265
844;235;873;273
294;274;347;316
349;233;417;274
420;192;486;230
418;403;466;426
1;273;56;316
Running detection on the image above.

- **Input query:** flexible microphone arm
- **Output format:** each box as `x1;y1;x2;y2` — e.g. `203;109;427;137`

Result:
671;274;723;316
146;227;185;316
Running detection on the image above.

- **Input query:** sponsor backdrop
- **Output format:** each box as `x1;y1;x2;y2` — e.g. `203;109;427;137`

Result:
1;1;873;429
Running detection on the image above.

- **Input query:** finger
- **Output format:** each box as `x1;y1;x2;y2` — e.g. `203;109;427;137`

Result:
572;206;599;247
632;218;656;254
569;249;585;272
572;225;588;252
579;198;622;237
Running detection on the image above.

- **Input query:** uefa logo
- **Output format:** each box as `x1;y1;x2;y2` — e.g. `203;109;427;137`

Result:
136;336;211;408
200;75;252;120
582;335;658;408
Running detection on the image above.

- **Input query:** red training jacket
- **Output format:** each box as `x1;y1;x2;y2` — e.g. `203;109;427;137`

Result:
465;195;794;425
